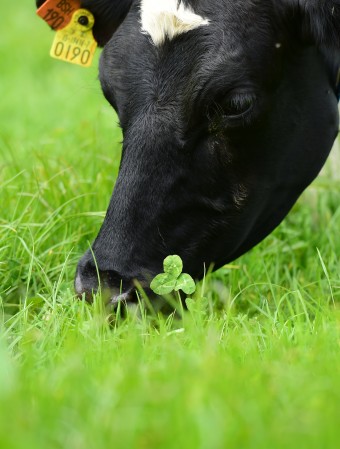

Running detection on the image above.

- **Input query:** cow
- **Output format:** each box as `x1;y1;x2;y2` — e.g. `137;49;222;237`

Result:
37;0;340;304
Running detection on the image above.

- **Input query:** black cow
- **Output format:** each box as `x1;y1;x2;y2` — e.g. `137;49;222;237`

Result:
37;0;340;304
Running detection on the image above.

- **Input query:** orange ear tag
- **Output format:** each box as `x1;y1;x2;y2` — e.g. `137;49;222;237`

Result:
50;9;97;67
37;0;81;31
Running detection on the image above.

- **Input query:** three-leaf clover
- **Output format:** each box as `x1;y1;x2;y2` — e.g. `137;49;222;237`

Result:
150;255;196;296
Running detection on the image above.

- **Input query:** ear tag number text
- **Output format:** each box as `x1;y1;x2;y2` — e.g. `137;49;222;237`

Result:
50;9;97;68
37;0;81;31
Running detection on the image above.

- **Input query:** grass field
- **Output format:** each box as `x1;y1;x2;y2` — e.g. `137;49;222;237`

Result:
1;3;340;449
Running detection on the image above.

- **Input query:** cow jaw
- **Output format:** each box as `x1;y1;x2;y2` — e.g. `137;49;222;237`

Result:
140;0;209;46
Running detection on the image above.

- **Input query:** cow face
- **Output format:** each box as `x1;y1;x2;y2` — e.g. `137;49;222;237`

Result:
74;0;340;303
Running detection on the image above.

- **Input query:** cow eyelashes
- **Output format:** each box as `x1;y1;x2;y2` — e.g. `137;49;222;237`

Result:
222;93;255;118
207;92;257;131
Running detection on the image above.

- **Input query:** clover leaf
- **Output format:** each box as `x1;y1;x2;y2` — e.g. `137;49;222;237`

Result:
163;255;183;278
174;273;196;295
150;255;196;296
150;273;177;295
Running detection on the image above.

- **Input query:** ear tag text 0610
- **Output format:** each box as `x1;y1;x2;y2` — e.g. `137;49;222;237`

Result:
37;0;81;31
50;9;97;67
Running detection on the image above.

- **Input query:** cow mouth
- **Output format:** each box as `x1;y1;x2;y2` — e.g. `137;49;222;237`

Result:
75;262;173;310
74;286;138;307
75;279;152;308
109;288;137;306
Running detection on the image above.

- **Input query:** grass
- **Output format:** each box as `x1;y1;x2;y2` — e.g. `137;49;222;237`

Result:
1;2;340;448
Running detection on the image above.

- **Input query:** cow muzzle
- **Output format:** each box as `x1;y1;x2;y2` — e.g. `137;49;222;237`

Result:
74;256;139;305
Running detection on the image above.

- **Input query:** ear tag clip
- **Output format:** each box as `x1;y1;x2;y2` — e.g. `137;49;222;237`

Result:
50;9;97;67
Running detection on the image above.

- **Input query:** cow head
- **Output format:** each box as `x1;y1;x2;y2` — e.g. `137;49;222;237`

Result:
67;0;340;303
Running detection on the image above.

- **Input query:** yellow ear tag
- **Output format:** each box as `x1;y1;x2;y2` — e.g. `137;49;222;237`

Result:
50;9;97;67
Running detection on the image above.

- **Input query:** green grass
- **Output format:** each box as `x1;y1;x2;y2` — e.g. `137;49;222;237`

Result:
1;3;340;448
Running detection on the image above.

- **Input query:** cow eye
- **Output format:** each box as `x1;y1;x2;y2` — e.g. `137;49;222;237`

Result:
222;93;255;118
206;92;258;133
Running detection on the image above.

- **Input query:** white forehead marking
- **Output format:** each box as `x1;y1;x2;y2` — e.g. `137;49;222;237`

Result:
141;0;209;46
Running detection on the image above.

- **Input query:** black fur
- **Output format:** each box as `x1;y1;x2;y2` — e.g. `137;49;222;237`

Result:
287;0;340;47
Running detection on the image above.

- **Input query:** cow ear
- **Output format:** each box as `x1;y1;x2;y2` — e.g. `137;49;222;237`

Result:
82;0;133;46
286;0;340;48
36;0;133;46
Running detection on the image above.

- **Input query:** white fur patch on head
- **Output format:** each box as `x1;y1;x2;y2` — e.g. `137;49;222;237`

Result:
141;0;209;46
